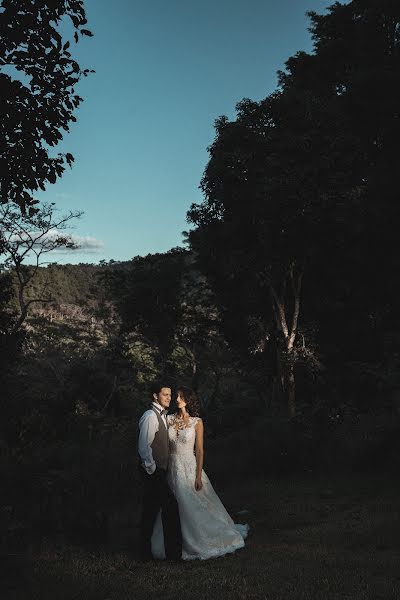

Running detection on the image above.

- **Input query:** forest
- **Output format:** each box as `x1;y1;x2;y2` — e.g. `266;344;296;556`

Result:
1;1;400;599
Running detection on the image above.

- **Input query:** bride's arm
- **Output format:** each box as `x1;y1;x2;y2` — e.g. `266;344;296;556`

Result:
194;419;204;491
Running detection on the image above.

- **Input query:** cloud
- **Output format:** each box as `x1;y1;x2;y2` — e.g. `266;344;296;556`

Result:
52;233;105;254
30;230;105;254
6;228;105;256
68;234;105;250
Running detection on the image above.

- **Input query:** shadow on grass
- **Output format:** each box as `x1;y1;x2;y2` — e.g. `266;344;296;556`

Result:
4;472;400;600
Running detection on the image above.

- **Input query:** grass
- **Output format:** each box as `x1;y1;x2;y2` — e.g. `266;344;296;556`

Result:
3;471;400;600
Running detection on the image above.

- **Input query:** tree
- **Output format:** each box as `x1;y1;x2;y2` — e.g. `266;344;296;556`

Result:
293;0;400;394
0;0;93;212
180;273;215;376
188;90;342;417
188;0;400;418
0;202;82;333
103;249;188;373
102;249;231;394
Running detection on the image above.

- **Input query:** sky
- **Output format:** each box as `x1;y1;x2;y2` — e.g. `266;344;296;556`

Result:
33;0;333;264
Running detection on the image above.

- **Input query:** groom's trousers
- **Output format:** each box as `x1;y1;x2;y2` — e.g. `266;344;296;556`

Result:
139;466;182;560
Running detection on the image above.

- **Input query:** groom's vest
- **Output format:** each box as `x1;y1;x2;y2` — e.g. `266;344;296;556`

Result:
150;407;169;470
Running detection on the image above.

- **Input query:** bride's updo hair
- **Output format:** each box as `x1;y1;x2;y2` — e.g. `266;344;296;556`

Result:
177;386;201;417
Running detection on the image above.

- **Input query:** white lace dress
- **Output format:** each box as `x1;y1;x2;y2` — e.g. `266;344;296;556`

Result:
151;415;249;560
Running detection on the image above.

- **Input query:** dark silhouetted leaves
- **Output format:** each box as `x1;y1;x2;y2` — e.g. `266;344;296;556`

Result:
0;0;93;210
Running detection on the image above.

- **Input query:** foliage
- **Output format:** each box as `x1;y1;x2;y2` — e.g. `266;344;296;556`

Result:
101;249;231;394
0;202;82;332
188;0;400;417
0;0;93;211
104;249;187;363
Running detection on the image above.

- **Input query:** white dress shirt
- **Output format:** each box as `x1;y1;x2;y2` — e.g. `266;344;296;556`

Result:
138;402;168;474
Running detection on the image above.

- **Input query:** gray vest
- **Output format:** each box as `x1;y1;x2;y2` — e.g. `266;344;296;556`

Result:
150;407;169;470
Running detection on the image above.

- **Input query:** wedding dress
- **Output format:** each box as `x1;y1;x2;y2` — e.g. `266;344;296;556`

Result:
151;415;248;560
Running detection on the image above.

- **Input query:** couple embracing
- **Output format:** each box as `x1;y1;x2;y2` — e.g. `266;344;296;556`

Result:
138;382;249;561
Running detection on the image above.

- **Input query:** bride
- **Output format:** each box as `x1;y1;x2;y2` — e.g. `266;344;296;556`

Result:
151;386;248;560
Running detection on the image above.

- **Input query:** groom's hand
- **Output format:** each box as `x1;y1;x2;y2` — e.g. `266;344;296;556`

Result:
195;477;203;491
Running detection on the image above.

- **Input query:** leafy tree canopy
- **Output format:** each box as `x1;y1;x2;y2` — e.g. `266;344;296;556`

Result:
0;0;93;211
187;0;400;415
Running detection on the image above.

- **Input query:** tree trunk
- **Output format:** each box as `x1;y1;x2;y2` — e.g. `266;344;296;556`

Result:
268;262;303;418
276;344;296;417
285;361;296;419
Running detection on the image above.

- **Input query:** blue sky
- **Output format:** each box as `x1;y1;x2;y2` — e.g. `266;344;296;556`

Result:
36;0;332;264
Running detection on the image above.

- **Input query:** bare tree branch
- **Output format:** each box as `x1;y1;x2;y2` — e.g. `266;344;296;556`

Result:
0;203;83;333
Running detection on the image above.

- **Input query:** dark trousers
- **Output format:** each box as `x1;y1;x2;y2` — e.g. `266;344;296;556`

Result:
139;466;182;560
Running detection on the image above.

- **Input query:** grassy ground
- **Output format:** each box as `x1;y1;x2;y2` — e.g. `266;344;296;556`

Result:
3;471;400;600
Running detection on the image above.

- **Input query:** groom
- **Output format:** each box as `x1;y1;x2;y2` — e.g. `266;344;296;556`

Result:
137;381;182;561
